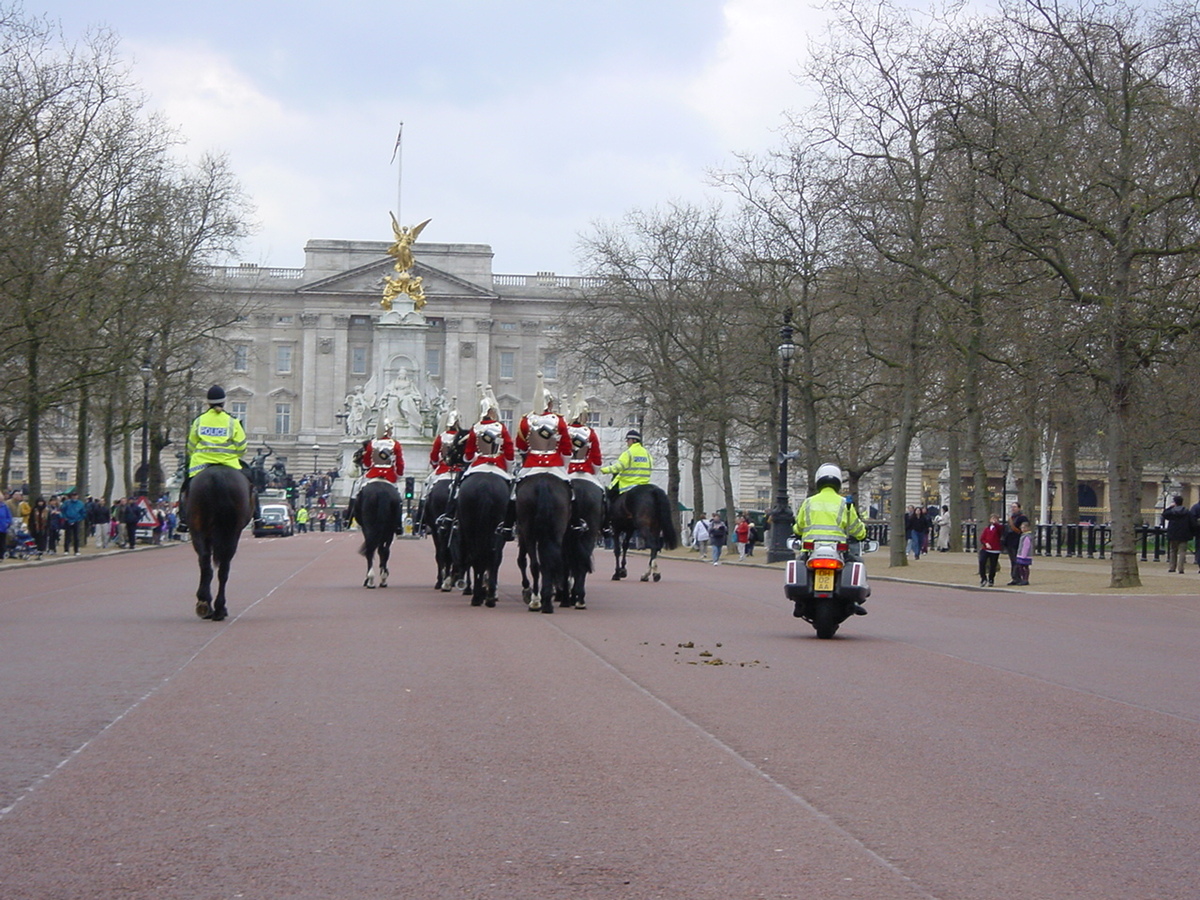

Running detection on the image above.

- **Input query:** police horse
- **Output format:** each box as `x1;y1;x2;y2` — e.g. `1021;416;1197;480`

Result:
515;472;572;612
451;468;510;607
186;464;254;620
357;480;401;588
610;483;679;582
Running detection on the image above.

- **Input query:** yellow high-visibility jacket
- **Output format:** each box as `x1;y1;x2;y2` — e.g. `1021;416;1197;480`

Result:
793;486;867;543
186;408;247;476
601;442;653;492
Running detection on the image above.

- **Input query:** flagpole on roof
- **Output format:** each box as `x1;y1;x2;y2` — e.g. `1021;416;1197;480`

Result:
391;122;404;223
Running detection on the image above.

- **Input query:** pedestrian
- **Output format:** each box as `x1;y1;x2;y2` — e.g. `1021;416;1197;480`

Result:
296;506;310;533
0;490;11;559
29;497;49;555
905;506;929;559
734;514;750;560
60;491;86;556
746;519;760;557
691;516;710;556
47;496;62;554
4;489;26;557
708;513;728;565
91;497;111;549
1013;521;1034;585
123;497;142;548
1191;498;1200;574
1004;502;1029;584
979;513;1003;586
1161;494;1192;573
934;505;952;552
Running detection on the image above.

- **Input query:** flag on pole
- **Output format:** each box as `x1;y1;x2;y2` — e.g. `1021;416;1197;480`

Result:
390;122;404;164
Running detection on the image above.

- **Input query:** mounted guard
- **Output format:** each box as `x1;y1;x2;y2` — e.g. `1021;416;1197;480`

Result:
348;417;404;525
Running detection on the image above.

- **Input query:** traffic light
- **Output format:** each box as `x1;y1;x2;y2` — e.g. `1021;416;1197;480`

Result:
404;476;415;499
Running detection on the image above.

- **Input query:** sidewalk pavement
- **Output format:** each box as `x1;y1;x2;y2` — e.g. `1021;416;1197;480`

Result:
666;545;1200;596
0;534;184;569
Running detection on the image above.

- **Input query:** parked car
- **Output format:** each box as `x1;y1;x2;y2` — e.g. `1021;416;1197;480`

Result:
253;503;294;538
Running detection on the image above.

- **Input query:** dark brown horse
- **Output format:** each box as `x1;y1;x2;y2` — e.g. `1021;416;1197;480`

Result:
450;471;510;607
610;483;679;583
186;465;253;621
515;472;571;613
563;477;605;608
357;480;401;588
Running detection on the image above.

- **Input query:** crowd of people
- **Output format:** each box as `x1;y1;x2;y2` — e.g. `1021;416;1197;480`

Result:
1;488;181;561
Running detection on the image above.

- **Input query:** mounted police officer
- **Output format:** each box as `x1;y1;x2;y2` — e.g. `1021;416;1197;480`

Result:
601;429;652;501
178;385;257;529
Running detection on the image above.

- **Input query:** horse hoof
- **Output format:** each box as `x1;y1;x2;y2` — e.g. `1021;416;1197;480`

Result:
611;573;621;581
640;574;650;582
541;603;554;613
364;578;376;589
521;588;532;603
485;598;496;608
210;608;227;622
455;579;466;590
470;596;484;607
653;573;661;582
574;602;587;610
528;598;541;611
195;600;212;619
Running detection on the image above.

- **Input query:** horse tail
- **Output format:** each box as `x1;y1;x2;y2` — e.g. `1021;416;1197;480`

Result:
653;487;679;550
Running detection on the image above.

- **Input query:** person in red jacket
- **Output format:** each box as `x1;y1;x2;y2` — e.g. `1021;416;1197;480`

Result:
978;512;1003;587
463;389;514;472
515;387;572;472
428;405;466;480
362;420;404;483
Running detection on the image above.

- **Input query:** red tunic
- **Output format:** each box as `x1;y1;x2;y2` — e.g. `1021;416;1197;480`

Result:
464;419;514;471
362;437;404;482
429;430;464;477
566;424;603;475
516;411;572;469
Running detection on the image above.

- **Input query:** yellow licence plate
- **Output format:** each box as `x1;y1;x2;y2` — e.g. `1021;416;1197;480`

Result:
814;570;835;592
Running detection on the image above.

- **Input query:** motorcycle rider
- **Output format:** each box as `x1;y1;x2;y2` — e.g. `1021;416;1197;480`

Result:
792;462;869;616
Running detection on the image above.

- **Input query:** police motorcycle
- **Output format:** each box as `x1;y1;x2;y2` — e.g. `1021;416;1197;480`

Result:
784;536;879;639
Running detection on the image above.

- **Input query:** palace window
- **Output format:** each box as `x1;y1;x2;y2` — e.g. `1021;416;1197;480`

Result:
230;401;248;424
499;409;514;429
426;348;441;378
499;351;515;380
233;344;249;372
275;403;292;435
276;344;293;374
542;352;558;380
351;346;368;376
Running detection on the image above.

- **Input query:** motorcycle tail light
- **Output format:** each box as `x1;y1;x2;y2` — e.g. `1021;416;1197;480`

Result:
802;541;815;551
809;557;843;570
836;542;848;552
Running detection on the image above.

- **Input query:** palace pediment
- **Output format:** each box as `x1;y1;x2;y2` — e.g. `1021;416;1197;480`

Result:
298;257;498;301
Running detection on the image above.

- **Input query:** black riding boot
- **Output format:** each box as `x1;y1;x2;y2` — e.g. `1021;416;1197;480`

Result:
567;481;588;533
498;496;516;541
176;476;191;533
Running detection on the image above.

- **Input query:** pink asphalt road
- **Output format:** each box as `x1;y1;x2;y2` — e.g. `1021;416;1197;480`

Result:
1;534;1197;899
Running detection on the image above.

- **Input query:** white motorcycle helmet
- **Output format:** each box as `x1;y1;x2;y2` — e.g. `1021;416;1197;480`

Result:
814;463;843;491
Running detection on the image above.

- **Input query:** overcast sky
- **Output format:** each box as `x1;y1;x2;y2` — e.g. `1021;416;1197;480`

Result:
34;0;830;275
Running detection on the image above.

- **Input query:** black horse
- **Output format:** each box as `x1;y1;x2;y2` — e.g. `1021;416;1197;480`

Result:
419;430;468;591
451;471;509;607
187;465;253;621
610;483;679;582
515;473;571;613
563;477;605;609
357;480;401;588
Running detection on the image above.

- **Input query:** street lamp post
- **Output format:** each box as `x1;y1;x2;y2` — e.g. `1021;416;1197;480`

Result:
767;312;797;564
312;443;320;474
139;360;152;497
